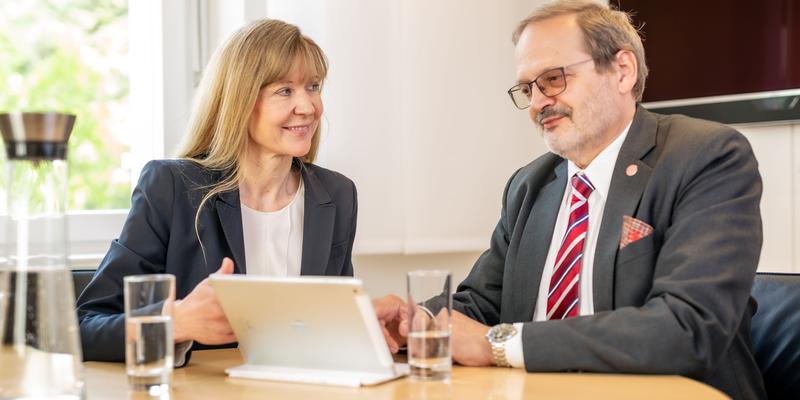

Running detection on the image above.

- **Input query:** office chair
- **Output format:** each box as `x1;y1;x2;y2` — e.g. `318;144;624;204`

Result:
72;270;95;301
750;272;800;400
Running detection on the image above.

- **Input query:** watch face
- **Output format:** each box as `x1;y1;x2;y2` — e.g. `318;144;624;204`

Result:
489;324;517;343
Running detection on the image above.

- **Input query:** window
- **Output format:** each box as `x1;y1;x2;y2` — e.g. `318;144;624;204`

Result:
0;2;262;266
0;0;132;210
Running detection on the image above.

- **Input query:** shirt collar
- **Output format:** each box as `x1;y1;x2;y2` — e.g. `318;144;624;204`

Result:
567;119;633;200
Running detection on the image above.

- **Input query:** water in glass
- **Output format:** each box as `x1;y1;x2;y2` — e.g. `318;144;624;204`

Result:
125;315;173;390
408;330;451;381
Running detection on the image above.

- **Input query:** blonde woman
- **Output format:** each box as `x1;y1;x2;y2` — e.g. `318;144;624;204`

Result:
77;19;357;364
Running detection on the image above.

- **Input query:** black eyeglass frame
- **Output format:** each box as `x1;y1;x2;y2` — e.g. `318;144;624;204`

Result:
507;58;595;110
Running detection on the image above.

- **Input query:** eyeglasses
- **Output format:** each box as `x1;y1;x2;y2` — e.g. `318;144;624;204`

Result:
507;58;594;110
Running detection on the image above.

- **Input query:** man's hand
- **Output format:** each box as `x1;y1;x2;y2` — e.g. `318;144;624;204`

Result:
451;310;494;367
173;257;237;345
372;295;408;353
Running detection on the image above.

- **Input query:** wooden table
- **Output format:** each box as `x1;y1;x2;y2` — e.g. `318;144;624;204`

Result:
84;349;729;399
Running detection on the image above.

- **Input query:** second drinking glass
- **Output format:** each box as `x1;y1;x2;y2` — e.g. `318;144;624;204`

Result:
406;270;452;382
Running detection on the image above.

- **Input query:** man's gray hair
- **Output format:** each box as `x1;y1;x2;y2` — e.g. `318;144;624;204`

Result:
512;0;649;101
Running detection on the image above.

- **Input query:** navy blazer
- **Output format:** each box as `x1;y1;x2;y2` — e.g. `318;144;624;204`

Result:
76;158;357;362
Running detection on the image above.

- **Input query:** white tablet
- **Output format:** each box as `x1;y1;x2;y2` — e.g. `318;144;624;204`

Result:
208;274;408;387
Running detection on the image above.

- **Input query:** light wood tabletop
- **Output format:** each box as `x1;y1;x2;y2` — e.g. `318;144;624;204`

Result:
83;349;729;399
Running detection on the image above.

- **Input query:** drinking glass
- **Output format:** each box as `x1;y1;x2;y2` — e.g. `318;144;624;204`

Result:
406;270;452;382
124;274;175;394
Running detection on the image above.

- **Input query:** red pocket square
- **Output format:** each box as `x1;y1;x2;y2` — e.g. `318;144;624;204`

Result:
620;215;654;249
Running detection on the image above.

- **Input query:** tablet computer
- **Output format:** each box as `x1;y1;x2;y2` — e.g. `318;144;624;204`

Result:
209;274;408;387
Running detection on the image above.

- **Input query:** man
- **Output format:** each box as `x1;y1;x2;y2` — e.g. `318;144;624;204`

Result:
375;1;765;398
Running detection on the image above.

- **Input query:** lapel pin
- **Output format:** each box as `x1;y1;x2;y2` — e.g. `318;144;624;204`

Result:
626;164;638;177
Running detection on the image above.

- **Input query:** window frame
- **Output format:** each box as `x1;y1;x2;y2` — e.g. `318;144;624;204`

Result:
67;0;269;268
67;1;197;268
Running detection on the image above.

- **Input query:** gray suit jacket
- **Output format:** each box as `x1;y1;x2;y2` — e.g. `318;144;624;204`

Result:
449;106;766;399
77;158;357;362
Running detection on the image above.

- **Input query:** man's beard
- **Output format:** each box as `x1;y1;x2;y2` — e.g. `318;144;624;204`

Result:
535;84;617;163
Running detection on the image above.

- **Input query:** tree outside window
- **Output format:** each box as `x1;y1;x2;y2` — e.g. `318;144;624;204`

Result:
0;0;131;210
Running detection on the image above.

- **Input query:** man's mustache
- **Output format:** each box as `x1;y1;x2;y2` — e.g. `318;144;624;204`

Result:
536;107;572;126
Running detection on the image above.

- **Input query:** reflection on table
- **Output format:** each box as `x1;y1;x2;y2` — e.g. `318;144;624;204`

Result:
83;349;729;399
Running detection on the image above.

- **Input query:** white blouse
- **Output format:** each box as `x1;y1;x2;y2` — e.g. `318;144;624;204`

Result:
240;181;305;276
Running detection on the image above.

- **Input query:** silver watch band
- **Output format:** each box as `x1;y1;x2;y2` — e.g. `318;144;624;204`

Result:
491;341;511;367
487;323;517;367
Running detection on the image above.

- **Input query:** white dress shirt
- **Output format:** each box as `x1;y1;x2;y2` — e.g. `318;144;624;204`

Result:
506;121;632;368
241;180;305;277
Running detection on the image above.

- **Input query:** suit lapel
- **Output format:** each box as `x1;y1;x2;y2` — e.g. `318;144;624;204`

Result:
211;160;335;277
298;161;335;276
511;159;567;322
593;106;657;312
215;189;246;275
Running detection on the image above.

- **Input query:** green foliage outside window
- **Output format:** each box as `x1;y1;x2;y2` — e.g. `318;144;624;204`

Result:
0;0;131;210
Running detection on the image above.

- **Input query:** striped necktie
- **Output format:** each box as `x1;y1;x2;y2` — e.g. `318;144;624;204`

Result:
547;173;594;320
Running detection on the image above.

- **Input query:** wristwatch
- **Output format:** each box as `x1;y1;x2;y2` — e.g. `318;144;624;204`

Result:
485;323;518;367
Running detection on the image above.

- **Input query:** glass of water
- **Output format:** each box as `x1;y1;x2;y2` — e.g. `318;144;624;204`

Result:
124;274;175;394
406;270;452;382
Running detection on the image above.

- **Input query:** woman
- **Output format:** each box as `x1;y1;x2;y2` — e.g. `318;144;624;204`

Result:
76;19;357;364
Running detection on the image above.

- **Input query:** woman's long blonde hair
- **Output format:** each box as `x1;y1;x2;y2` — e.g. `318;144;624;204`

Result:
177;19;328;252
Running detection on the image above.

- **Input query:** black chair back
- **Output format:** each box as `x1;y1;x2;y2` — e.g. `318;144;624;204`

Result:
751;272;800;399
72;270;95;301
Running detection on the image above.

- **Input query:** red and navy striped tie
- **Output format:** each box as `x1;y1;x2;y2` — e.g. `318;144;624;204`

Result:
547;173;594;320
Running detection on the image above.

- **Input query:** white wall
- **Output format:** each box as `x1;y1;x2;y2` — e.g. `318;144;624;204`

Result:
259;0;549;295
354;252;481;298
266;0;544;256
738;122;800;273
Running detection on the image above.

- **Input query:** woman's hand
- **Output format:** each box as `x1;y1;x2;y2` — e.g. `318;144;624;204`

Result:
173;257;237;345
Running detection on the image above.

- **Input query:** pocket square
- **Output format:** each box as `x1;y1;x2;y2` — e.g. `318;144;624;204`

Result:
620;215;654;249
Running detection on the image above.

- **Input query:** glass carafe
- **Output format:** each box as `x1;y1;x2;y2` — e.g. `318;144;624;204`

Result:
0;112;84;399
